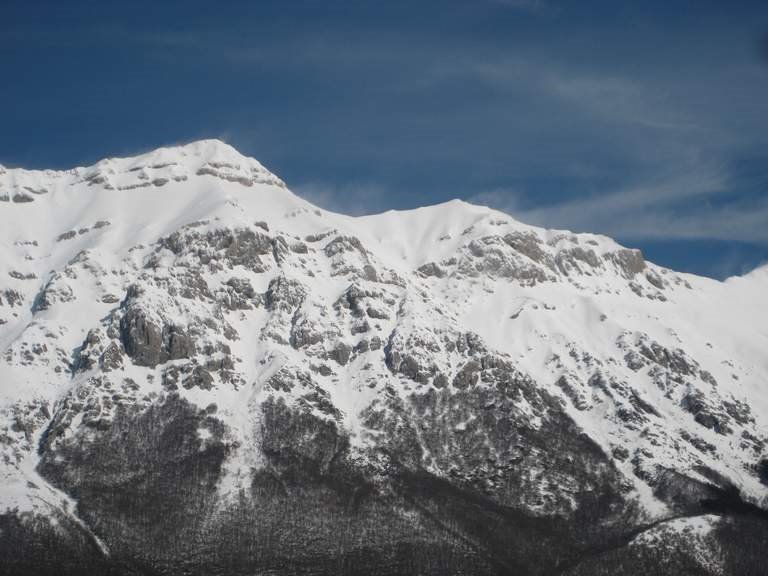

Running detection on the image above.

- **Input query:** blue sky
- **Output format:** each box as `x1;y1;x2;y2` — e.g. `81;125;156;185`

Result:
2;0;768;278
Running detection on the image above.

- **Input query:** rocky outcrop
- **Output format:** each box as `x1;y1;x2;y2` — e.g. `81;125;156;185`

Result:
119;308;163;367
218;277;260;310
158;225;274;272
265;275;306;312
119;307;194;368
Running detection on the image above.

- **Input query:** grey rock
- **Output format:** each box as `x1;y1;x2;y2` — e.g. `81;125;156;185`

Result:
120;309;164;368
160;227;272;272
3;289;24;307
417;262;446;278
324;235;366;258
24;186;48;196
645;270;666;289
606;248;646;278
290;241;308;254
56;230;77;242
271;236;290;265
681;390;732;435
503;231;547;263
12;193;34;203
350;320;370;334
100;342;124;372
699;370;718;387
612;446;630;461
366;305;390;320
290;318;324;349
453;361;481;390
555;375;588;410
265;275;306;312
166;326;195;360
433;373;449;389
8;270;36;280
329;342;351;366
219;277;259;310
183;366;214;391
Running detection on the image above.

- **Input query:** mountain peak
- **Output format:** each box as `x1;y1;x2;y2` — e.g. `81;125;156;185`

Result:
2;140;767;575
135;138;249;167
0;139;287;218
81;139;285;188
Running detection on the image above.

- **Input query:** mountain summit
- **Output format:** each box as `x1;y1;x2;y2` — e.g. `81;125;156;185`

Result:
1;141;767;575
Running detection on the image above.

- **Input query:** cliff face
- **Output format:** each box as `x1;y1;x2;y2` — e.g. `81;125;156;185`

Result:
1;140;767;575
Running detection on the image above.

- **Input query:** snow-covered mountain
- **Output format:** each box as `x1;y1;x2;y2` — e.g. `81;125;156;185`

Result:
1;140;766;575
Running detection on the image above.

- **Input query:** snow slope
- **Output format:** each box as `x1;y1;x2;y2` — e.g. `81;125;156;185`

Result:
1;140;766;564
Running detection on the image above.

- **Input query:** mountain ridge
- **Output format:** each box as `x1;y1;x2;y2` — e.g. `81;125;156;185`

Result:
3;137;765;280
1;140;767;575
3;137;763;280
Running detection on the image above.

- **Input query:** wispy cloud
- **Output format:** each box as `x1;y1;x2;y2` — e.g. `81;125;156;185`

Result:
470;170;768;244
9;4;763;268
548;75;702;132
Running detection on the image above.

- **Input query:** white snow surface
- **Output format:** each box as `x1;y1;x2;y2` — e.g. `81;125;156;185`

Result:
1;139;767;520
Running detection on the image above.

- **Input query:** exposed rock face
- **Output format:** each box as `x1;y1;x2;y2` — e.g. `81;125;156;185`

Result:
32;274;75;312
265;275;306;312
119;308;165;367
1;141;767;576
158;226;273;272
219;277;260;310
120;308;196;368
100;342;124;371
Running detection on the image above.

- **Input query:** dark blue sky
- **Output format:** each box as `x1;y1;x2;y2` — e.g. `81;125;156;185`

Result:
2;0;768;278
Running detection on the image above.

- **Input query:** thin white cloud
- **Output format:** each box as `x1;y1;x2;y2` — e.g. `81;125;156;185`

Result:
609;201;768;244
470;171;768;244
114;24;764;250
296;163;768;245
548;75;702;132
